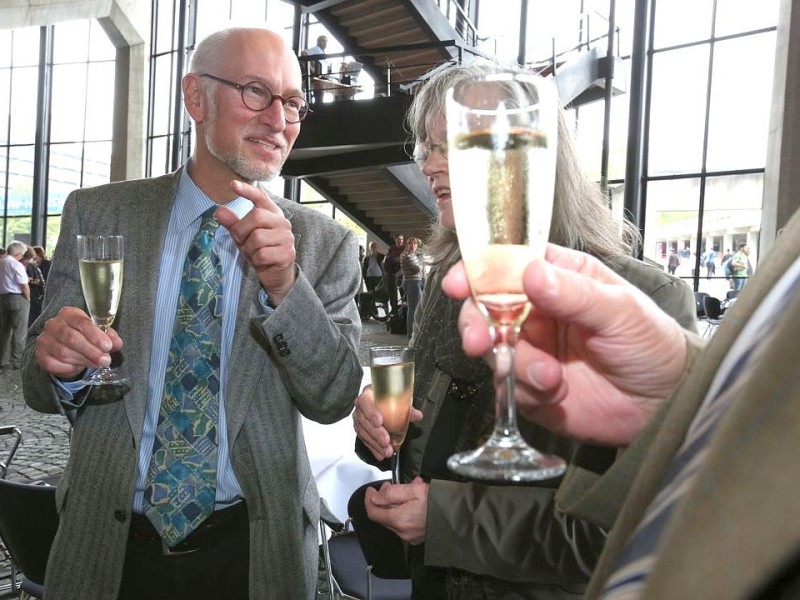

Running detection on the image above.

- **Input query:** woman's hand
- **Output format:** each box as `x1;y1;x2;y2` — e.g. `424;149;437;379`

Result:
364;478;429;545
353;385;423;461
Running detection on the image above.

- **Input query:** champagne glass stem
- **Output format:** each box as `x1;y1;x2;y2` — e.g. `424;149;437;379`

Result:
391;449;400;484
491;325;522;439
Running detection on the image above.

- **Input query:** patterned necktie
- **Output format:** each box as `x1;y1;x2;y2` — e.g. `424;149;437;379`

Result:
602;265;800;599
145;207;222;547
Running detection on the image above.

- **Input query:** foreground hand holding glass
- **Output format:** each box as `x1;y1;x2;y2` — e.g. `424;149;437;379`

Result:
369;346;415;484
77;234;127;386
445;72;566;481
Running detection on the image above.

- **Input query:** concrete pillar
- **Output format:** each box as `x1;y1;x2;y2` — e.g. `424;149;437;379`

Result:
1;0;150;181
761;0;800;252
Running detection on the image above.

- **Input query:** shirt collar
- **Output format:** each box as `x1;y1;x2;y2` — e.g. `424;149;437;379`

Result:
175;168;254;231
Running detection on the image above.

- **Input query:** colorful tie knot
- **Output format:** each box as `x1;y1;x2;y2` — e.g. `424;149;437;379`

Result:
197;208;220;250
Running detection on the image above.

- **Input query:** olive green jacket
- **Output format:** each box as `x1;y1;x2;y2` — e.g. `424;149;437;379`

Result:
562;208;800;599
358;255;696;598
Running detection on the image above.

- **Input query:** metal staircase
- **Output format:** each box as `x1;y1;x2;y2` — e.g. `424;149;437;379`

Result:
285;2;625;246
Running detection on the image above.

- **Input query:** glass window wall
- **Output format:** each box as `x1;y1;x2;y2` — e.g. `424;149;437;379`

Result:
0;20;115;250
0;0;780;293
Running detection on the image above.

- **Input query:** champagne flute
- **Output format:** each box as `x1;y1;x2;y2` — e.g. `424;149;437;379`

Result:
369;345;415;484
444;72;566;481
77;235;127;386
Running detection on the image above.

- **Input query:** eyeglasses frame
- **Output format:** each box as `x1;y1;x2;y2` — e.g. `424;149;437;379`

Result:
198;73;312;123
413;141;448;168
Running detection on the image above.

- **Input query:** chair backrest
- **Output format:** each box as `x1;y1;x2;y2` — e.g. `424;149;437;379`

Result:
694;292;709;317
0;479;58;586
347;480;410;580
703;295;723;320
0;425;22;479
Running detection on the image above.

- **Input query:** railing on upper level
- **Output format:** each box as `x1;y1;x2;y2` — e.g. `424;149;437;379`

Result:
434;0;478;46
526;10;621;76
298;40;494;104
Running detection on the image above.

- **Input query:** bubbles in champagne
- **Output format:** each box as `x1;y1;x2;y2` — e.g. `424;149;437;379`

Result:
370;360;415;448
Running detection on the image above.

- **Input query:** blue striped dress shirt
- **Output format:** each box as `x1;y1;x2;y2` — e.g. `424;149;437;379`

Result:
132;170;254;512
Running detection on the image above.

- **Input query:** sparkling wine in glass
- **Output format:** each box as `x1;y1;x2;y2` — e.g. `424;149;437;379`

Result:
77;235;127;386
369;345;415;484
445;72;566;481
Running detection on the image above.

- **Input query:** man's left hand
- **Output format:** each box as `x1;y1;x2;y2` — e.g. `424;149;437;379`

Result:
216;179;297;305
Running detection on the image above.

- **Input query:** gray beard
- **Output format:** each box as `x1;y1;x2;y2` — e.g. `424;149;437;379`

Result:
205;136;280;183
202;102;281;182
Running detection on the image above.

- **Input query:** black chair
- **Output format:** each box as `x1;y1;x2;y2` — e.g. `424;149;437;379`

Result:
319;480;411;600
0;478;59;598
694;291;709;318
0;425;22;479
360;288;391;322
319;499;359;600
702;295;723;339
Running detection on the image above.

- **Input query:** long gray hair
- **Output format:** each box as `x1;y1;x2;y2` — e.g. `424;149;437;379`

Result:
408;60;641;270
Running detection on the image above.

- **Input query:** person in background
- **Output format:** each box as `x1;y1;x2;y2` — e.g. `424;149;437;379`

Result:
355;244;366;312
667;247;680;274
0;247;5;333
25;245;46;326
381;233;405;314
443;201;800;598
362;241;385;292
731;242;752;291
21;27;361;600
721;247;734;287
33;245;51;281
0;241;30;370
704;246;717;279
352;61;697;600
400;237;423;338
304;34;329;75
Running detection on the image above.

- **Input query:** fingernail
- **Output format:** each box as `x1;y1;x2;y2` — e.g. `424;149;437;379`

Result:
101;339;112;352
99;355;111;368
540;261;558;295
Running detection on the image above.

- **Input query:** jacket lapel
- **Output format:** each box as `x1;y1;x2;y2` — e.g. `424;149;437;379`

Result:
225;195;299;445
121;170;182;443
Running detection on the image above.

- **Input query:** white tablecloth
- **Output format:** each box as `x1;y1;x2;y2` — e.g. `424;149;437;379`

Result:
302;372;386;523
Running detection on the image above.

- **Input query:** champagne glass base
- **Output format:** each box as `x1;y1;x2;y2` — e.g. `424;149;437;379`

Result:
447;436;566;482
80;368;128;387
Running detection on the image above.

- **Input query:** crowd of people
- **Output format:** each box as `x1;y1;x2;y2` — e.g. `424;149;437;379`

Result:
7;21;799;600
358;232;428;338
0;242;49;369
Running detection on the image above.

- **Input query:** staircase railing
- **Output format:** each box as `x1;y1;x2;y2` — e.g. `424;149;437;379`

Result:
526;10;621;75
435;0;478;46
298;40;493;102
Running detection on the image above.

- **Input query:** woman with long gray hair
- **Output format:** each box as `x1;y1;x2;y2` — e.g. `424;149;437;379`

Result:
352;61;697;599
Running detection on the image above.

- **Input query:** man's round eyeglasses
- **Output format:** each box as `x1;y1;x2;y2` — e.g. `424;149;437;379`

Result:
413;142;448;168
199;73;311;124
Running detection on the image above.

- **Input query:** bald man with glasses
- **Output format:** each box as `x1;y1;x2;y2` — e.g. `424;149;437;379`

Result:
22;27;361;600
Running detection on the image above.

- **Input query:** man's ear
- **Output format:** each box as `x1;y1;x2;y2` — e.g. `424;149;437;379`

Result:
183;73;205;122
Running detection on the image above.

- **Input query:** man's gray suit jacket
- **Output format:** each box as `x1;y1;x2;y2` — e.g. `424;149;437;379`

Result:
21;169;363;599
